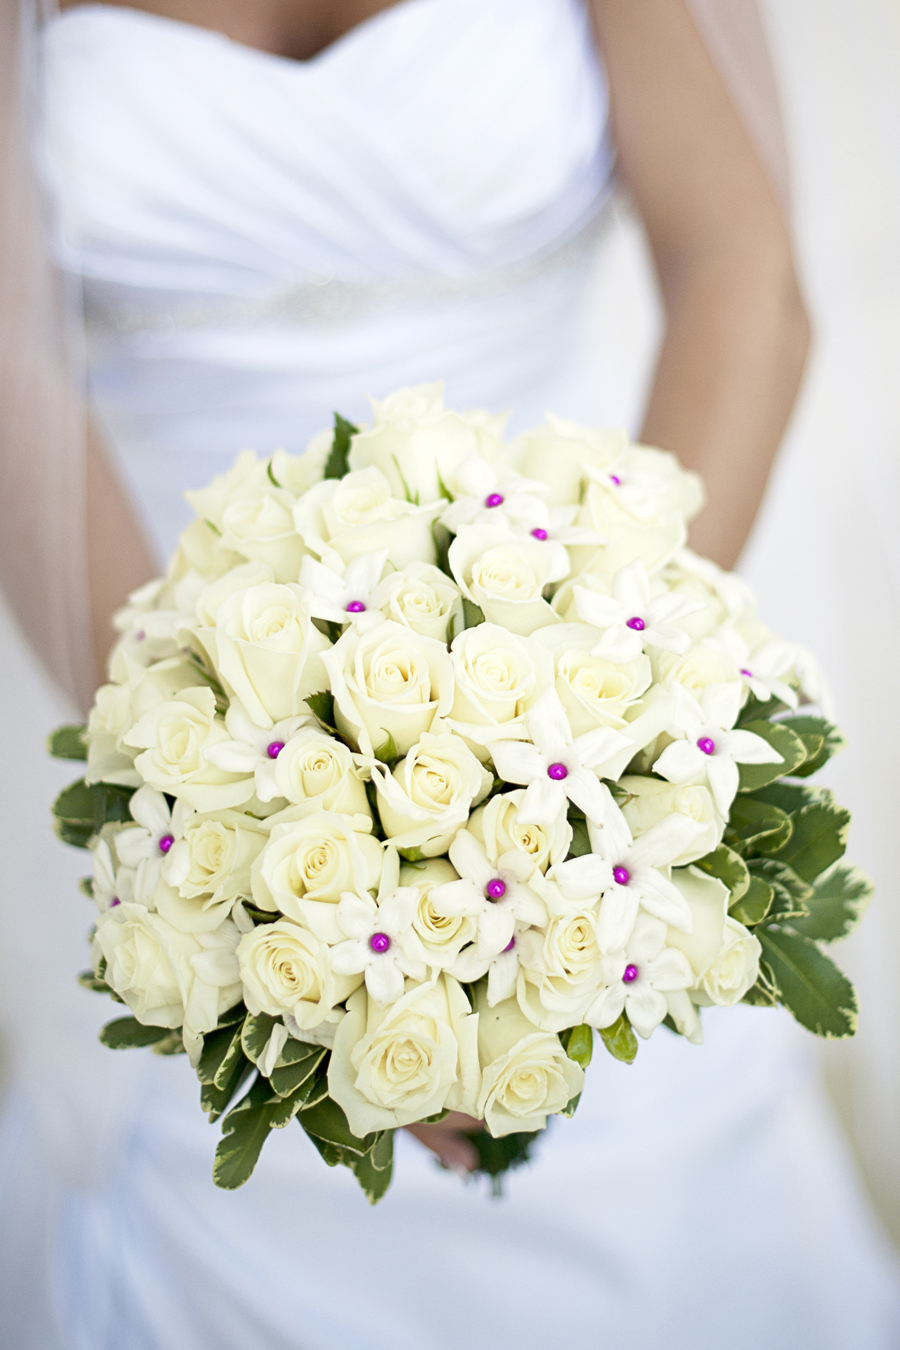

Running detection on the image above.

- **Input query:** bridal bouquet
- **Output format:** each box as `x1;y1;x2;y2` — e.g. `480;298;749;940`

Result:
51;384;870;1200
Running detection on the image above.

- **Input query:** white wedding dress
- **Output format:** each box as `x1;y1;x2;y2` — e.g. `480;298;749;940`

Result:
1;2;899;1347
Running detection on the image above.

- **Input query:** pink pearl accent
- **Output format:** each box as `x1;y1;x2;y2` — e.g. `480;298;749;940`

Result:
613;866;630;886
266;741;285;759
531;528;548;541
485;492;504;508
110;897;121;908
485;878;507;900
503;936;516;952
626;616;645;631
697;736;716;756
622;964;638;984
134;630;146;642
369;933;391;954
609;475;621;486
740;668;753;678
158;834;174;854
346;600;366;613
547;762;568;781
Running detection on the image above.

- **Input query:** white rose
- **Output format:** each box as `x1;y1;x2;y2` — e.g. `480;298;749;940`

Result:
533;621;653;736
322;622;454;758
256;729;369;815
448;526;562;636
94;902;242;1062
370;732;492;857
665;867;760;1005
270;434;330;497
511;415;627;508
618;776;724;865
399;858;478;968
219;490;306;584
200;583;330;729
293;466;443;574
654;640;739;700
347;382;483;505
624;444;706;521
328;973;481;1135
184;449;273;532
167;517;242;585
370;562;463;641
657;560;728;641
444;624;553;755
86;682;141;787
161;809;269;914
251;810;383;943
237;918;360;1030
194;559;274;629
515;906;604;1033
123;686;256;812
467;789;571;873
475;990;583;1137
568;476;686;580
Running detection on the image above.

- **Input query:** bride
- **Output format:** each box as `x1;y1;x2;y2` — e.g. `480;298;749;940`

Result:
1;0;898;1345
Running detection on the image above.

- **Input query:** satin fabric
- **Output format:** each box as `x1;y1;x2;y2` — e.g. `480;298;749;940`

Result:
1;2;898;1346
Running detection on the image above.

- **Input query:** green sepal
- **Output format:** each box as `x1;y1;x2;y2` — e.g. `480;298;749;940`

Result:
268;1044;326;1100
728;874;773;927
306;690;336;731
738;721;807;793
790;863;874;943
52;777;135;849
213;1075;283;1189
323;413;358;480
462;598;485;629
747;858;812;923
783;715;847;779
300;1095;376;1158
692;844;750;903
398;846;426;863
266;458;281;488
759;927;857;1038
725;795;792;856
772;801;851;883
373;730;399;768
741;957;781;1007
597;1013;638;1064
48;724;88;761
99;1016;174;1050
560;1023;593;1068
240;1011;279;1065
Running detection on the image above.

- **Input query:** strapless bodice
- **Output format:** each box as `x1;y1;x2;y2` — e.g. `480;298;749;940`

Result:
39;1;615;556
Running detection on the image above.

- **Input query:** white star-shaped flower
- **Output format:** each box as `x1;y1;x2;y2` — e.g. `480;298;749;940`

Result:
439;457;549;534
586;790;703;952
114;785;193;905
574;559;703;662
489;688;631;827
428;830;548;962
331;847;427;1005
298;550;389;631
449;920;531;1006
91;837;136;912
652;681;783;816
203;700;314;794
584;912;695;1039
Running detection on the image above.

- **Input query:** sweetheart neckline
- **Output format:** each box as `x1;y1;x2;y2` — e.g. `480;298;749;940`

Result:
49;0;433;70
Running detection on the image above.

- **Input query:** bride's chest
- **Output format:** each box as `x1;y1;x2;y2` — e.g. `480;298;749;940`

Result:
40;0;613;284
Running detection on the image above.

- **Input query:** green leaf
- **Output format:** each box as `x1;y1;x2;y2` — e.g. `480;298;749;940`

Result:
741;957;781;1007
725;795;792;856
750;781;831;816
323;413;358;480
559;1092;582;1119
300;1095;375;1158
152;1031;188;1056
198;1020;246;1088
790;863;874;942
240;1012;279;1065
216;1002;247;1029
759;927;857;1038
306;690;336;730
737;693;789;727
213;1075;282;1189
100;1016;174;1050
560;1023;593;1069
597;1013;638;1064
567;817;591;859
350;1130;395;1203
52;777;135;849
692;844;750;902
783;716;847;779
77;968;123;1000
269;1045;326;1100
432;521;452;579
464;1129;540;1196
738;721;807;793
48;724;88;761
748;858;812;923
200;1054;254;1122
462;598;485;629
728;874;773;926
373;730;399;768
772;801;851;883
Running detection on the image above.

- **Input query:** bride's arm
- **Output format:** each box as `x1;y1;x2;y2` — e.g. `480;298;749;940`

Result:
591;0;810;569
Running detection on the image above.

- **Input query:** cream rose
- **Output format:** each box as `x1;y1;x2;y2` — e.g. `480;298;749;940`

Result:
666;867;760;1005
237;918;360;1030
251;811;383;943
370;732;492;857
219;490;306;584
467;789;571;872
399;858;478;968
448;526;562;636
167;516;243;586
123;686;255;812
511;415;627;508
568;476;686;581
162;809;269;915
370;562;463;642
618;776;724;865
256;729;369;815
270;435;330;497
654;640;740;700
194;559;274;629
444;624;553;754
328;973;480;1135
184;449;274;530
201;582;330;729
515;907;604;1033
347;382;484;506
322;622;454;758
293;466;442;574
534;621;653;736
475;990;584;1137
94;902;242;1062
86;681;142;787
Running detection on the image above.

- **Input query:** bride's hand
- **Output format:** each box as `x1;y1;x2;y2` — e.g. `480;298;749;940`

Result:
403;1112;482;1173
